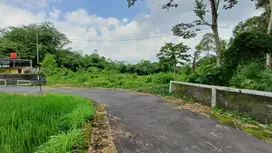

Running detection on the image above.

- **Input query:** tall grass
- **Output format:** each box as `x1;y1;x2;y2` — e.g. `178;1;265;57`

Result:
0;92;95;153
47;69;187;96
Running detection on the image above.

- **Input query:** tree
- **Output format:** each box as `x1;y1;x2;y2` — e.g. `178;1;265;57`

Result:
223;30;272;82
0;22;70;66
192;33;216;72
128;0;238;67
172;0;237;67
192;45;202;72
40;54;58;76
233;15;268;36
252;0;272;68
198;33;216;55
157;42;190;80
192;32;228;72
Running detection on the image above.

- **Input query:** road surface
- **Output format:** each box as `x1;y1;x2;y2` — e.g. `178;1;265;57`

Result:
0;86;271;153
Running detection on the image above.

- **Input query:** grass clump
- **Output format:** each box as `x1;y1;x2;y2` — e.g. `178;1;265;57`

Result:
36;129;84;153
0;92;95;153
211;107;272;143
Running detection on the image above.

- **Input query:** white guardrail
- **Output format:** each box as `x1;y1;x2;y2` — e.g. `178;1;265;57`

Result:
17;80;32;86
0;79;43;94
0;79;7;86
170;81;272;108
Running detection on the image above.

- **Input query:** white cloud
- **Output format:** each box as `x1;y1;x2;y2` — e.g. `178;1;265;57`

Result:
5;0;48;9
122;18;129;23
0;3;45;27
49;7;61;20
4;0;62;9
0;0;262;63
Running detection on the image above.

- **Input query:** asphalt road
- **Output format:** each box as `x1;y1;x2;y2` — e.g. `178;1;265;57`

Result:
1;86;272;153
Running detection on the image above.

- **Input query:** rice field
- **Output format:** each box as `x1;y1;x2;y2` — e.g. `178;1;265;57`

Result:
0;92;95;153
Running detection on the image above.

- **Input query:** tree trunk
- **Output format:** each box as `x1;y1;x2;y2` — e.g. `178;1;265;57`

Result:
192;52;197;72
210;0;222;67
266;0;272;69
173;63;176;81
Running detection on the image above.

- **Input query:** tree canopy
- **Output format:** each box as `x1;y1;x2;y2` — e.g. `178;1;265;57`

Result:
0;22;70;66
157;42;190;80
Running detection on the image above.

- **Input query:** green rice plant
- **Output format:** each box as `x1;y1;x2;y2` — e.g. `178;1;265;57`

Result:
60;103;95;130
35;129;84;153
0;93;95;153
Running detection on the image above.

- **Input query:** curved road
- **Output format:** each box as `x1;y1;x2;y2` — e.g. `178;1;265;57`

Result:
1;86;271;153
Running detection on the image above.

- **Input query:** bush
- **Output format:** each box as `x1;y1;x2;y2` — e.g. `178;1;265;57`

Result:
152;73;173;84
40;54;58;76
187;64;228;86
223;30;269;76
230;62;272;91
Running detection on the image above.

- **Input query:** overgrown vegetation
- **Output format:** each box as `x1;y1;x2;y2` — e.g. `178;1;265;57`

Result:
211;107;272;143
0;93;95;153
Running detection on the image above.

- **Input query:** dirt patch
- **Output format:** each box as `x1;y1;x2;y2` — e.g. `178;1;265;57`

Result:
163;96;211;117
108;114;132;139
87;103;117;153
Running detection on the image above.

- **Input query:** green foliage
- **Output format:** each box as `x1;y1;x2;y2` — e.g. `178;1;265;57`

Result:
157;42;191;65
157;42;190;80
252;0;270;8
212;107;272;143
0;93;95;153
40;54;58;75
223;30;271;75
3;18;272;94
0;22;70;66
233;14;268;36
230;62;272;91
187;63;228;86
213;107;257;125
47;68;180;96
187;56;227;86
197;33;216;54
36;129;84;153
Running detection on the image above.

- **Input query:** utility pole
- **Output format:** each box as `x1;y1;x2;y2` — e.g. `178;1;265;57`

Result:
36;32;39;68
36;31;40;82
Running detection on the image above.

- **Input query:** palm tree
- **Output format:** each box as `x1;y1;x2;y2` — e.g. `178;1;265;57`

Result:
157;42;190;81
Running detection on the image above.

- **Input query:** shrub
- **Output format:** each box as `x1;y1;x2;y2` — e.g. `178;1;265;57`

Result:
187;64;228;86
230;62;272;91
152;73;173;84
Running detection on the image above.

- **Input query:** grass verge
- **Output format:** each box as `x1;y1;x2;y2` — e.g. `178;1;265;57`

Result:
0;92;95;153
211;107;272;143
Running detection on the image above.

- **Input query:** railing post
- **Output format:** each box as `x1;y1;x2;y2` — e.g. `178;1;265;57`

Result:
211;88;217;108
169;81;172;93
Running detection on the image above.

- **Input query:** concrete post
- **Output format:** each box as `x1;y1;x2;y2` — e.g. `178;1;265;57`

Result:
169;81;172;93
211;88;216;108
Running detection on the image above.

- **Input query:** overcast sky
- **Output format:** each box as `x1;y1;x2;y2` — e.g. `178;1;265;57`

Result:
0;0;262;63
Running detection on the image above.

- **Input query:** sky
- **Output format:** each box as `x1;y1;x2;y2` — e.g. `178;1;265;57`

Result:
0;0;262;63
